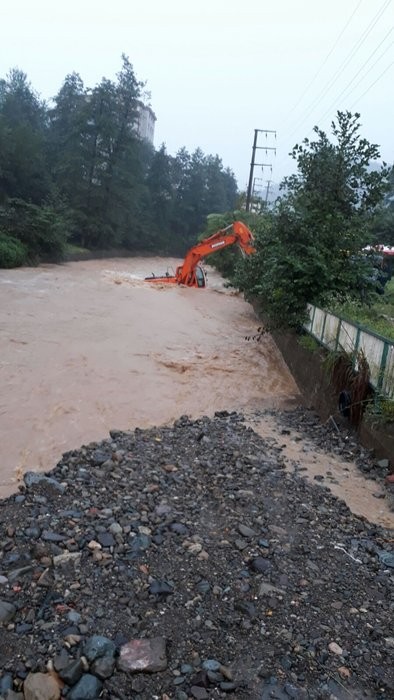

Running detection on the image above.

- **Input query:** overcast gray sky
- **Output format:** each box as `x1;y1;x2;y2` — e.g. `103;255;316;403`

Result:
1;0;393;194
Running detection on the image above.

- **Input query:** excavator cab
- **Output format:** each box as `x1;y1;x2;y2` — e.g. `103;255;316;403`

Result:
195;265;206;288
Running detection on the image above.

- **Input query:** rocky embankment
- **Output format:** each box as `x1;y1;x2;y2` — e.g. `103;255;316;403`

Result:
0;409;393;700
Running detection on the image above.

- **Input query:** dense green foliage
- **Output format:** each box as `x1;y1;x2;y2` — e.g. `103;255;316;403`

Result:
0;58;237;266
368;165;394;245
235;112;390;328
0;233;27;267
329;278;394;341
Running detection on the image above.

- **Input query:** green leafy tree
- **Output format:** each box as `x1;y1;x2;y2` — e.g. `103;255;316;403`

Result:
0;233;27;267
98;57;143;244
47;74;87;209
0;69;49;203
237;111;390;328
47;72;93;247
48;55;150;250
0;56;240;266
368;165;394;245
0;69;69;263
146;144;174;247
0;198;69;262
169;148;238;252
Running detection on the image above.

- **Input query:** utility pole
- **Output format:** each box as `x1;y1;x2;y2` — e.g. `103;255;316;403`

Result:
251;177;265;213
246;129;276;212
252;176;264;201
265;179;271;204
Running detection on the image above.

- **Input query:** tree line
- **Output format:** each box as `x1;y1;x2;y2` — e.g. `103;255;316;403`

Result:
0;56;238;267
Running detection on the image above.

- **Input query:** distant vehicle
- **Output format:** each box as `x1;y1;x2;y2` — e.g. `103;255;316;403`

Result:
363;245;394;293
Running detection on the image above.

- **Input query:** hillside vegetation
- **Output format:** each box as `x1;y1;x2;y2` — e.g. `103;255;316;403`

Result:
0;57;237;266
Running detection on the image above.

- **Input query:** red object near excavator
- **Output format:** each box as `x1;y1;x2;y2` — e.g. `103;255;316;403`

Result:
145;221;255;288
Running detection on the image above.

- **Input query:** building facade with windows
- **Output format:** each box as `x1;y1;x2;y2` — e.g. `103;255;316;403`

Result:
135;101;156;144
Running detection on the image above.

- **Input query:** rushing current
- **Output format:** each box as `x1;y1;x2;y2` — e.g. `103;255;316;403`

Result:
1;257;392;528
0;258;298;498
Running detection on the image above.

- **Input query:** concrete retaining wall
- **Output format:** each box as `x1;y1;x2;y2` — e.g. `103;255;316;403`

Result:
271;327;394;466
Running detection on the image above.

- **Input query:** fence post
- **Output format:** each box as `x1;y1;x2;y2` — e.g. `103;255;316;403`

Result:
377;341;389;393
334;319;342;351
303;306;394;399
352;327;361;369
320;311;327;345
310;305;316;334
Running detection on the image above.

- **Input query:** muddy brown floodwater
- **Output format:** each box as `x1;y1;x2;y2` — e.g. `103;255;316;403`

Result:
0;258;297;499
1;258;393;529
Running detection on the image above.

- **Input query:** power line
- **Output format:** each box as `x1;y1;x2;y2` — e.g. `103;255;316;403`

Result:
349;58;394;108
278;0;363;132
344;38;393;101
282;0;392;148
274;0;393;180
316;27;393;124
273;54;393;187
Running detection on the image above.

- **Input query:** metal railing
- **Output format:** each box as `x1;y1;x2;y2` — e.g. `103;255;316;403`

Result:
304;304;394;399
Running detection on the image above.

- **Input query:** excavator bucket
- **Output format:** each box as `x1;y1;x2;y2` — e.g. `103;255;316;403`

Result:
145;273;177;284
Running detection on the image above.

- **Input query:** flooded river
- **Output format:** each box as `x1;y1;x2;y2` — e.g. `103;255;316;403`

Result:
0;258;297;498
0;258;392;528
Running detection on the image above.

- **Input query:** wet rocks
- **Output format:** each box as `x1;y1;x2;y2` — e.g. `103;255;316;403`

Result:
67;674;102;700
117;637;167;673
0;675;13;695
0;600;16;623
378;549;394;568
148;580;174;597
83;636;116;663
0;409;393;698
190;687;209;699
90;656;115;680
250;556;272;574
23;673;60;700
273;406;392;493
58;659;84;686
237;523;257;538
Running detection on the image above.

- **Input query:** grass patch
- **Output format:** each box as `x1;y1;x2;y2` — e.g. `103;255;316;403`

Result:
366;396;394;425
329;280;394;341
298;334;320;351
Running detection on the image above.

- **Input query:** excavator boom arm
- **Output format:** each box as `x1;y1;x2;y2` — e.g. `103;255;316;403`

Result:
145;221;255;287
176;221;255;285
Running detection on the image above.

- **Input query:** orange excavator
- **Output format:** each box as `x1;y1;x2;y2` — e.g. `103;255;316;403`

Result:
145;221;255;288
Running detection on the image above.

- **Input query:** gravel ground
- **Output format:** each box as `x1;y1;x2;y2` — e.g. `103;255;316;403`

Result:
253;407;394;503
0;408;393;700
